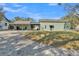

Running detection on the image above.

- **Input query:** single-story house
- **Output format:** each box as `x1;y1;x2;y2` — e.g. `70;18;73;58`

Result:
40;19;71;31
0;17;71;31
0;16;10;30
75;25;79;31
30;22;40;30
9;21;40;30
9;20;31;30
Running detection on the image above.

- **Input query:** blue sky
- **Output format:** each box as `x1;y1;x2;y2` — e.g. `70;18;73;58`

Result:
0;3;68;21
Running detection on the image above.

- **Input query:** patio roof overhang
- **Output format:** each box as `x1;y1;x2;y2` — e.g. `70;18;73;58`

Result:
30;22;40;25
10;21;31;25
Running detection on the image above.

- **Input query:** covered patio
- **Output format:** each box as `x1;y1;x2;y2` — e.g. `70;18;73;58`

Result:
9;21;31;30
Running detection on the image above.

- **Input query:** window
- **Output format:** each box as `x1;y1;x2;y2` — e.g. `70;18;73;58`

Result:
0;26;2;28
64;22;70;29
50;25;54;28
45;25;46;29
5;23;7;26
50;25;54;30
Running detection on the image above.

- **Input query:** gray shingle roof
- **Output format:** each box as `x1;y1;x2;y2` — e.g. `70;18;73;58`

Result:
30;22;40;24
40;19;69;23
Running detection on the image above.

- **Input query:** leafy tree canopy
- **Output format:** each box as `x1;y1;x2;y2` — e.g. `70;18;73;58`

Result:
14;16;34;22
60;3;79;29
0;7;5;21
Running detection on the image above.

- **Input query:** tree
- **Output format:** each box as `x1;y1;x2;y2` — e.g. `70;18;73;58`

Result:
14;17;23;21
0;7;6;21
14;16;34;22
60;3;79;29
58;3;79;15
62;15;79;29
25;17;34;22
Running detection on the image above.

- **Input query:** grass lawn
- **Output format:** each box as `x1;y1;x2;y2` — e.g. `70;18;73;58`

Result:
25;31;79;50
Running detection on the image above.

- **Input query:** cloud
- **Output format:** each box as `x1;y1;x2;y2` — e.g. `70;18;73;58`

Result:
13;4;23;7
48;3;58;6
0;3;22;7
3;4;42;21
25;10;61;21
0;3;27;12
25;12;42;21
3;6;26;12
51;17;61;19
0;3;26;12
30;14;42;20
0;3;23;12
0;3;61;21
0;3;6;6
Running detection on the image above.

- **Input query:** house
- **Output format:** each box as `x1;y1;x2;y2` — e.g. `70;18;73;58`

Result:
75;25;79;31
8;19;71;31
9;21;40;30
40;19;70;31
0;16;10;30
9;20;31;30
30;22;40;30
0;17;71;31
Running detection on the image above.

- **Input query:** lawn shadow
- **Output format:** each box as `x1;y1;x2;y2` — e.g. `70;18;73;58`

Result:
51;39;79;47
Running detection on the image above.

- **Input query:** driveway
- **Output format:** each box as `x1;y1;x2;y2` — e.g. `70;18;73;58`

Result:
0;31;50;56
0;31;79;56
0;31;32;55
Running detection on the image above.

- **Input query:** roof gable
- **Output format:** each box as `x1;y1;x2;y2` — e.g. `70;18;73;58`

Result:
0;16;10;22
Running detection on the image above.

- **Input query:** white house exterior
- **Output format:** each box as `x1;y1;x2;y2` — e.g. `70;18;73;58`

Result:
0;17;9;30
40;20;71;31
0;17;71;31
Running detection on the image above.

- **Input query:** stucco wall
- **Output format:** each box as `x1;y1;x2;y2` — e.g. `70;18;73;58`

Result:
0;20;9;30
11;24;31;30
40;22;65;31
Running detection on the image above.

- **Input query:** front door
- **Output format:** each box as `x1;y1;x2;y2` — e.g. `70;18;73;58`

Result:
16;26;20;30
9;25;14;30
50;25;54;31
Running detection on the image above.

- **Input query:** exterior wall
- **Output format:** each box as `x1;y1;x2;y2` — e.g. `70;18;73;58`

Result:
10;24;31;30
26;24;31;30
31;24;40;30
0;20;9;30
40;22;66;31
0;22;3;30
0;19;71;31
64;22;71;30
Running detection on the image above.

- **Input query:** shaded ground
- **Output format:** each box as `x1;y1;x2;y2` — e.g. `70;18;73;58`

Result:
0;31;79;56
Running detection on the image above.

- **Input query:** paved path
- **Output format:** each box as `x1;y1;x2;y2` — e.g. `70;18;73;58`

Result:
0;31;50;56
0;31;79;56
0;31;34;56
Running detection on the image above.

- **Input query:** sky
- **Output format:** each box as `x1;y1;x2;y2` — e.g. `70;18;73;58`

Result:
0;3;68;21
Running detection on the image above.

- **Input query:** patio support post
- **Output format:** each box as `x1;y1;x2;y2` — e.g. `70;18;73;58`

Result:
14;25;16;30
22;25;23;30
